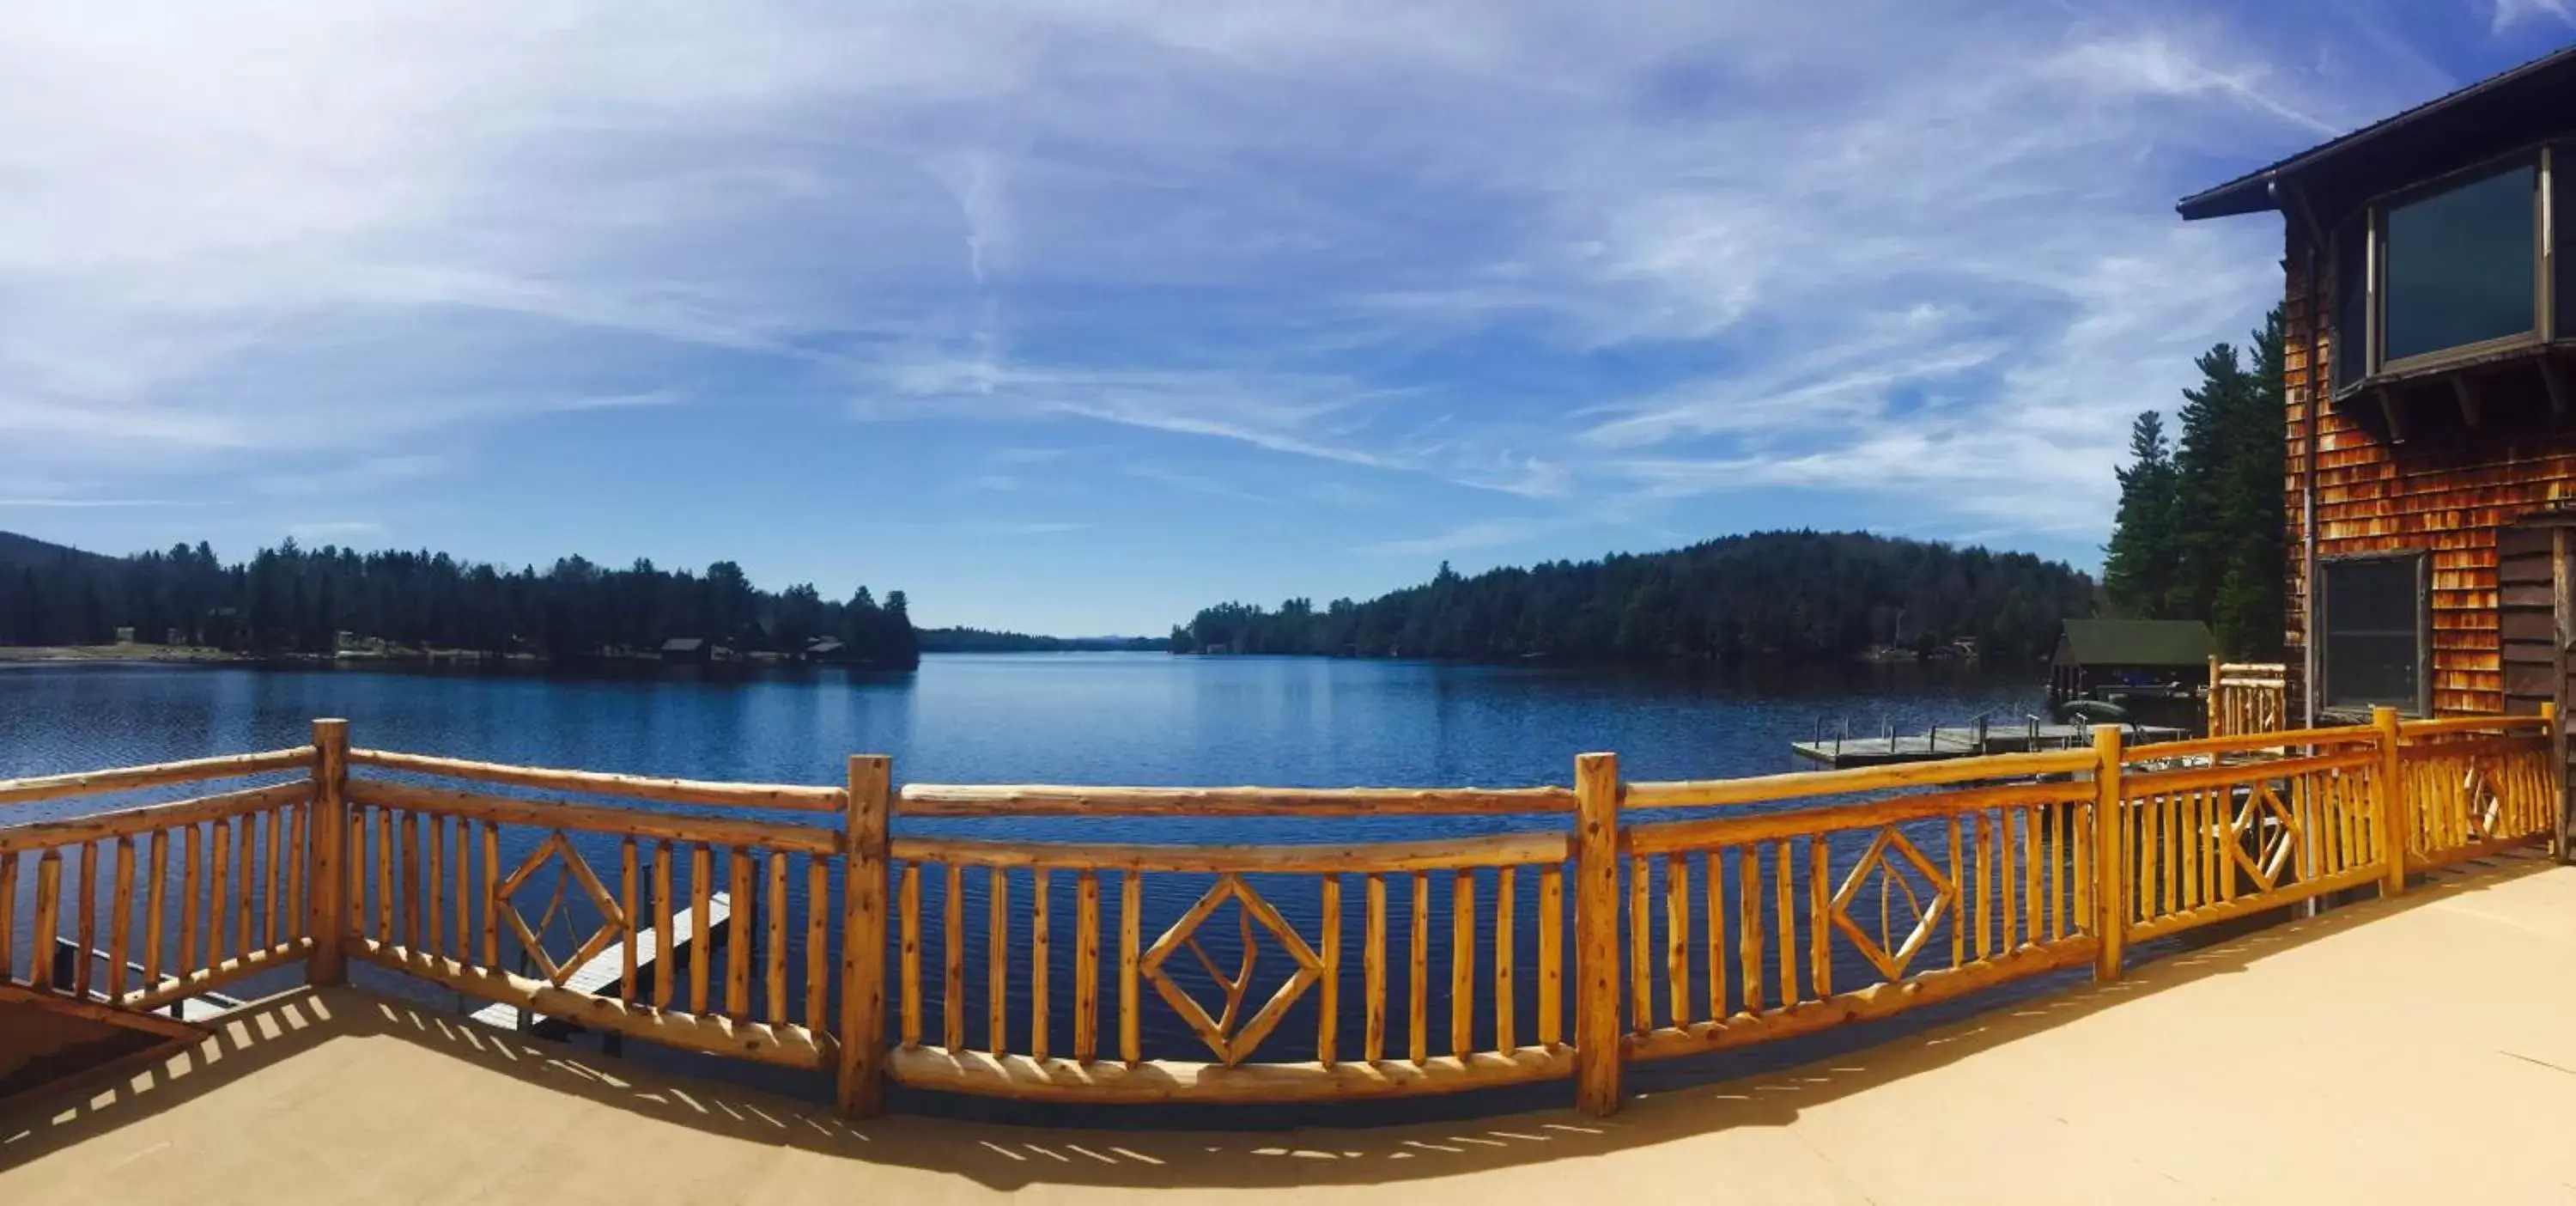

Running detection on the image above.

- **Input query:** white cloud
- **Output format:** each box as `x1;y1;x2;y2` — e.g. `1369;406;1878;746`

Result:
2490;0;2573;33
0;0;2397;564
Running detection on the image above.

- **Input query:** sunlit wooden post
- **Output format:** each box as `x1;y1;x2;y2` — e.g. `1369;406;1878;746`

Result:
2372;707;2406;896
2542;700;2564;862
837;754;892;1118
2206;656;2222;737
307;719;349;985
2090;724;2124;983
1571;752;1622;1116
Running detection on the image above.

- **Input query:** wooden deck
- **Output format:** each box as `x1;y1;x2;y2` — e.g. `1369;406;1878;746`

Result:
1790;722;2188;767
7;852;2573;1203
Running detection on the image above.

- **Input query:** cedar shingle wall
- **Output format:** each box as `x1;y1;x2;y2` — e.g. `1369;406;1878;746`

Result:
2284;228;2576;716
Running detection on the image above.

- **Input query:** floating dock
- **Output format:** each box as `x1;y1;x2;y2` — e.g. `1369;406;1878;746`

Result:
471;891;729;1033
1790;722;2188;769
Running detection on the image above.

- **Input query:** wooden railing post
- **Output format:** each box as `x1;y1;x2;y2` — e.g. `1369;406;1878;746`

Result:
2206;656;2221;737
837;754;892;1118
1571;752;1623;1117
2090;724;2124;983
307;719;349;985
2372;706;2406;896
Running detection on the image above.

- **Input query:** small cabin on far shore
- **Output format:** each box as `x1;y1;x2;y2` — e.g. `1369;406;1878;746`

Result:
2048;618;2216;707
659;637;711;664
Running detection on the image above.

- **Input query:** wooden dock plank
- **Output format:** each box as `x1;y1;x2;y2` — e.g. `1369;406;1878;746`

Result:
471;892;731;1031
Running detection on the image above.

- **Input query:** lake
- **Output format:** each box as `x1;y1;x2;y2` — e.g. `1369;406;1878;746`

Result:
0;654;2069;1124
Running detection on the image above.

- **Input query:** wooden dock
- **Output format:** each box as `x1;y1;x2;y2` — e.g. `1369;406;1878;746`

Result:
470;891;730;1033
1790;722;2187;768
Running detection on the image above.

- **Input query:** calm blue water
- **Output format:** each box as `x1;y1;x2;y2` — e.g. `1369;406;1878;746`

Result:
2;655;2071;1124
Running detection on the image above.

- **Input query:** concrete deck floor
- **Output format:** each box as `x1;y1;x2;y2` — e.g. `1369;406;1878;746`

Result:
7;852;2576;1204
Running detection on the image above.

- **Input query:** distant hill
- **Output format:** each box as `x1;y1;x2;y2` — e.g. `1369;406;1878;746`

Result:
1171;529;2096;665
0;531;111;572
919;626;1164;654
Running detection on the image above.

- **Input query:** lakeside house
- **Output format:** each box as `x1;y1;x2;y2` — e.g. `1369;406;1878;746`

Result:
2178;44;2576;752
658;636;712;664
2046;618;2216;708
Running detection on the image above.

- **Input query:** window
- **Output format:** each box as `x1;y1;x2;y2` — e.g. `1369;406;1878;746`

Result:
2381;162;2538;364
2321;556;2425;713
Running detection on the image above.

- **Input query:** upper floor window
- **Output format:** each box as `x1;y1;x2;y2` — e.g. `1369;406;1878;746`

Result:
2381;162;2538;364
2334;148;2563;387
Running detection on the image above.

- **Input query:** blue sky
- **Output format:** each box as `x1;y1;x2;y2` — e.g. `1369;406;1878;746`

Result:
2;3;2571;635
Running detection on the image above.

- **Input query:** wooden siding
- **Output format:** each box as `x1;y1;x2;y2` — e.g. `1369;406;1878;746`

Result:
2283;232;2576;716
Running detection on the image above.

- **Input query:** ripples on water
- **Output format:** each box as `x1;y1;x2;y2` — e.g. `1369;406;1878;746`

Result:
1;654;2065;1125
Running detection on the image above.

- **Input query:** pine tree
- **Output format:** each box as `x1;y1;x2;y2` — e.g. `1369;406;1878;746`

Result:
2102;411;2178;616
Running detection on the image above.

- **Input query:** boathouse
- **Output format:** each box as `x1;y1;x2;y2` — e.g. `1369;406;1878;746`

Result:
2178;45;2576;760
2045;618;2215;708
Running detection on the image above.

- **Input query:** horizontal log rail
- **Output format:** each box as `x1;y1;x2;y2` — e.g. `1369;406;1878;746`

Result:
350;748;845;812
0;704;2561;1122
1625;748;2098;810
0;747;313;808
897;783;1575;816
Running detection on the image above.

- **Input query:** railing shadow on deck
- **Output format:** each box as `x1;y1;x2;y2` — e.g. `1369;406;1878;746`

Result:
3;850;2555;1193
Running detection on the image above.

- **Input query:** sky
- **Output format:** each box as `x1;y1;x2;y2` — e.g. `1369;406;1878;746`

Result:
2;3;2571;636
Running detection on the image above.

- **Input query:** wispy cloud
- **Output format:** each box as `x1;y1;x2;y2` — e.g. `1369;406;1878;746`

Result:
2490;0;2573;33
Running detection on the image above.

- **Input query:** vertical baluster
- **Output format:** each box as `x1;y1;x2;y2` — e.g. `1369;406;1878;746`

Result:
180;825;202;980
808;855;831;1032
726;848;753;1020
1318;873;1341;1066
32;852;60;992
1947;815;1965;967
1030;868;1050;1062
1409;869;1429;1064
211;817;234;966
622;838;641;1005
1075;869;1100;1065
374;807;392;946
1365;873;1388;1063
452;817;469;962
398;810;417;954
2160;791;2178;918
2024;805;2042;947
238;813;258;956
1493;867;1515;1052
289;805;309;944
264;805;284;951
143;832;167;990
653;841;674;1009
109;838;136;1001
1120;871;1142;1066
945;864;966;1050
1663;853;1689;1030
74;842;99;1000
1808;837;1832;1001
1775;842;1795;1002
1739;845;1765;1014
1699;852;1725;1022
422;810;440;957
1626;855;1649;1035
2047;801;2063;940
1451;869;1476;1056
1974;813;1992;959
1998;808;2019;949
0;851;16;984
2220;783;2239;901
2074;797;2091;936
689;844;714;1015
900;863;923;1046
764;852;788;1026
479;821;499;968
347;807;366;940
1538;866;1564;1045
987;866;1010;1055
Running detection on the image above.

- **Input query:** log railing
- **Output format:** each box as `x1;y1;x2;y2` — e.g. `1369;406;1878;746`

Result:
0;748;317;1013
0;705;2560;1120
334;743;862;1081
882;783;1581;1103
2207;659;2289;738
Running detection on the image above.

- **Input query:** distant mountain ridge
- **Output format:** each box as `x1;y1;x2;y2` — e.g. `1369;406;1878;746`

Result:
1170;529;2096;665
918;627;1163;654
0;531;111;572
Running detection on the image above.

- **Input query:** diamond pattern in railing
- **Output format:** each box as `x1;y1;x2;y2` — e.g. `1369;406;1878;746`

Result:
494;830;628;986
1139;874;1322;1066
